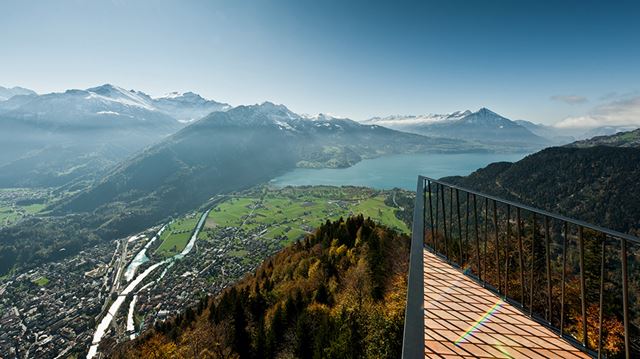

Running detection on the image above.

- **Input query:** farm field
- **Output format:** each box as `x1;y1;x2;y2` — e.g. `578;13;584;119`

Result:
199;185;410;245
0;188;54;227
154;212;202;257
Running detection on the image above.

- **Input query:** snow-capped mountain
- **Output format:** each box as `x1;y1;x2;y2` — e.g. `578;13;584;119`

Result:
152;91;230;122
0;83;231;126
0;84;182;186
365;110;472;127
0;86;36;101
208;102;386;135
0;84;178;130
365;108;549;150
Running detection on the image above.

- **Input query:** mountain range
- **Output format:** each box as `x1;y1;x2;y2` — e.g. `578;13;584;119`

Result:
365;108;550;151
3;84;634;189
55;102;477;238
0;84;228;187
367;108;640;149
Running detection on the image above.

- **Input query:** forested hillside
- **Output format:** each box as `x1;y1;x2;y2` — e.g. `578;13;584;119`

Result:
567;128;640;148
112;216;409;359
443;146;640;235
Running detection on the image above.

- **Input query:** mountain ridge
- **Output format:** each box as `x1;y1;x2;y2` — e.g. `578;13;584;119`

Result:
0;84;230;187
0;85;37;101
364;107;549;151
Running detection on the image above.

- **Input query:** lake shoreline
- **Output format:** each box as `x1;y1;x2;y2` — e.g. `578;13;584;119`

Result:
271;151;530;191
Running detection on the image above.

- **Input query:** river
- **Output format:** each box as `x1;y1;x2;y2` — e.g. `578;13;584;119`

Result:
87;209;211;359
123;225;167;282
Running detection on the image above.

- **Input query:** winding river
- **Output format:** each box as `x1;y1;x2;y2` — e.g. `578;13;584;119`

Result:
87;209;211;359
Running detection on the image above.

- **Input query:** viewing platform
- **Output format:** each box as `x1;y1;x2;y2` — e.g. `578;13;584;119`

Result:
423;249;588;358
403;176;639;359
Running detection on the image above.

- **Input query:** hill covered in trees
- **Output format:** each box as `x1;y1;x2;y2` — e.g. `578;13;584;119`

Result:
112;216;409;359
443;145;640;235
567;128;640;148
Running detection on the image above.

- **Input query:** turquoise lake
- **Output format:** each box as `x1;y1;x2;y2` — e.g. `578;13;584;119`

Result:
270;152;530;190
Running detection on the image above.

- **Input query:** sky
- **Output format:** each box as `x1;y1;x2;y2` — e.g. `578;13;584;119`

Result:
1;0;639;127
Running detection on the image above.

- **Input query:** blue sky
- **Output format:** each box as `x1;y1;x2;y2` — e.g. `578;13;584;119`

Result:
1;0;639;126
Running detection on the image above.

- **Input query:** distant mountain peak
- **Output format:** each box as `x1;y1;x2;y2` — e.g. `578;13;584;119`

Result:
475;107;500;116
302;113;348;122
255;101;294;114
86;83;129;95
364;107;547;149
0;85;37;101
159;91;183;99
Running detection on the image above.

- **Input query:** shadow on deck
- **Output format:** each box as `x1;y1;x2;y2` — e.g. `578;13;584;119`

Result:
423;249;589;358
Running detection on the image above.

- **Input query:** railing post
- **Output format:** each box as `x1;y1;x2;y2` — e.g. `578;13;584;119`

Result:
423;185;427;246
505;204;511;299
621;237;630;359
517;207;525;307
474;194;481;281
560;222;568;336
401;177;425;359
456;188;463;266
484;197;488;285
494;200;500;294
544;216;552;324
427;181;435;251
465;192;470;265
579;226;587;349
449;188;454;254
530;212;536;317
597;239;605;358
441;184;449;259
434;183;439;251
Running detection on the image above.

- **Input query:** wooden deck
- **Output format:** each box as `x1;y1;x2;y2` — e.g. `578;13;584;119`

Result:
423;249;591;358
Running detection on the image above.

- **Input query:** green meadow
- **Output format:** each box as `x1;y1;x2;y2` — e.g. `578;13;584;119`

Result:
200;186;409;245
154;213;201;257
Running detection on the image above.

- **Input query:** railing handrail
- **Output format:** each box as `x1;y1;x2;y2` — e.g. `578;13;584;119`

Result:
420;175;640;244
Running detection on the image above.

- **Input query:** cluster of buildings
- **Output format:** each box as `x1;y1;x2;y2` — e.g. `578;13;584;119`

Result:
109;224;287;345
0;242;115;358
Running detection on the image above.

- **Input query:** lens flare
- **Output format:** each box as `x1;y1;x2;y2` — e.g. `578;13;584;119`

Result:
454;299;503;346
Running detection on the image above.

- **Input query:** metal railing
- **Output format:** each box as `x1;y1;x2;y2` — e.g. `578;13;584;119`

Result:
402;175;639;359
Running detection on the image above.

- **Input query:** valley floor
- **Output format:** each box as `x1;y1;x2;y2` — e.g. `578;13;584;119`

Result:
0;185;413;358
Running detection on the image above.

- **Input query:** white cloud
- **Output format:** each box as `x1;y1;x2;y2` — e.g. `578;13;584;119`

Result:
550;95;588;104
554;96;640;129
